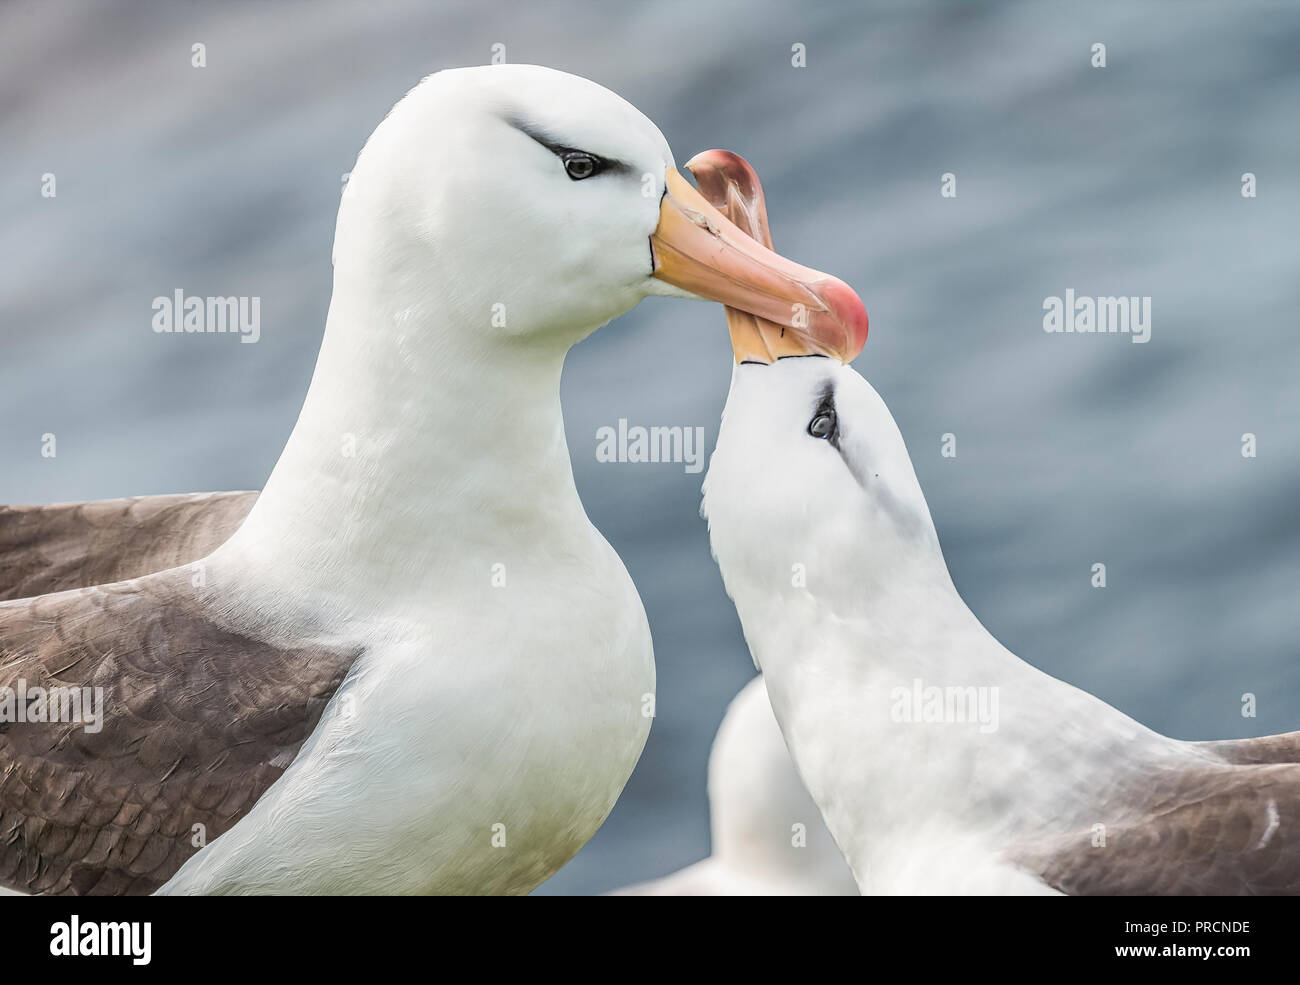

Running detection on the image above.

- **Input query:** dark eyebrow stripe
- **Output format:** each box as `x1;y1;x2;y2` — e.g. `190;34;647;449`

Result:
813;380;836;415
811;377;871;487
504;115;633;174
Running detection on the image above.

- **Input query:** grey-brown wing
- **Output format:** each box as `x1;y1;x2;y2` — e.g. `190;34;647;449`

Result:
1196;731;1300;765
1014;764;1300;895
0;491;258;603
0;567;361;895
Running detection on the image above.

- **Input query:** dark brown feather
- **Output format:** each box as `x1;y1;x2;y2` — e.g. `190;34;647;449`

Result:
0;568;361;895
1196;732;1300;765
1014;752;1300;894
0;492;258;602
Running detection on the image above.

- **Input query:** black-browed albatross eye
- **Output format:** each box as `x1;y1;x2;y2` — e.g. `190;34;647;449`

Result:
562;152;604;181
808;383;840;446
808;408;837;440
506;117;624;181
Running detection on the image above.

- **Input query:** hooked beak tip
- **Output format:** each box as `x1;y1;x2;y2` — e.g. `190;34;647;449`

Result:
811;276;870;361
653;155;868;363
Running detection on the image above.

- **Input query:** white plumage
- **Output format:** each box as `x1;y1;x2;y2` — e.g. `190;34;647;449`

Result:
3;66;868;896
703;357;1300;895
614;676;857;895
161;63;678;894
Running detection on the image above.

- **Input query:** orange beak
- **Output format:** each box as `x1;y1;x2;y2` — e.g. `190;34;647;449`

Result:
650;155;867;363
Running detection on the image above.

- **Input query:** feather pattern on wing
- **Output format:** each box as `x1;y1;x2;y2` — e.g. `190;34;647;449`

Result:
0;566;361;895
0;492;258;602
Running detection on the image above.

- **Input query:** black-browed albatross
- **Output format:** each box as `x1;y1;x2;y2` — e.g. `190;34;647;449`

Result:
695;149;1300;895
0;66;867;896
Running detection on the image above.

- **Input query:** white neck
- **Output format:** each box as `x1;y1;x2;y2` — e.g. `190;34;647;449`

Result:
737;530;1178;884
216;241;592;616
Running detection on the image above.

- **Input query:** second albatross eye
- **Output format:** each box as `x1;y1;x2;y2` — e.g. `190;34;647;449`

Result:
808;410;837;440
563;152;602;180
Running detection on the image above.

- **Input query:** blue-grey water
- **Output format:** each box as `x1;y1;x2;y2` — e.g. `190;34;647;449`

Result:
1;1;1297;894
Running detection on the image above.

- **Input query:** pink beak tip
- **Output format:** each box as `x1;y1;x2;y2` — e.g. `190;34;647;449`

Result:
818;276;870;359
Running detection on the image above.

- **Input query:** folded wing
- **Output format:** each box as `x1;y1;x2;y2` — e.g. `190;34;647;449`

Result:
1016;754;1300;895
0;567;361;895
0;491;258;602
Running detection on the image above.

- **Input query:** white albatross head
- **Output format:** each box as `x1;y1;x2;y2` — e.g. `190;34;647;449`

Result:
333;64;867;357
224;70;870;603
704;357;945;624
692;150;942;635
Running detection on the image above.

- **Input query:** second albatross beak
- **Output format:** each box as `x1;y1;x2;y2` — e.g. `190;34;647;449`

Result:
650;158;867;363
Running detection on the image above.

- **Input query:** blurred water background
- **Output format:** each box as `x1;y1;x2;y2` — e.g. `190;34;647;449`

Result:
1;0;1297;893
